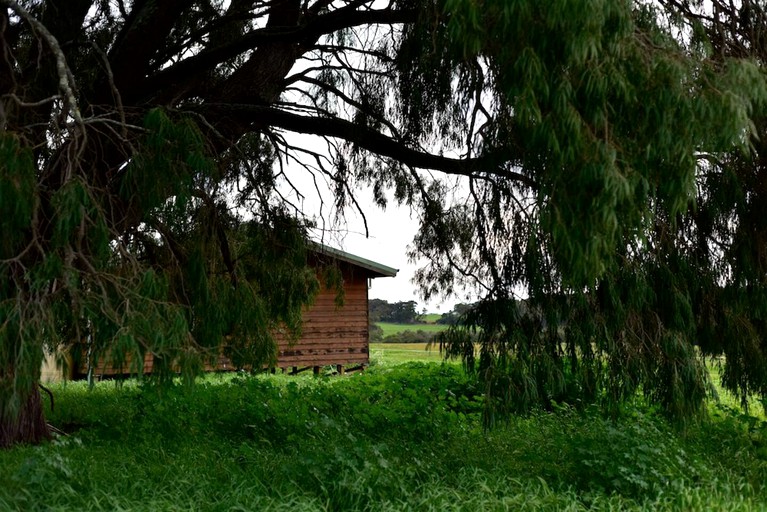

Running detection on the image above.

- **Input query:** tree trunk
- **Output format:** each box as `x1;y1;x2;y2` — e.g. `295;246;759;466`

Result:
0;384;51;448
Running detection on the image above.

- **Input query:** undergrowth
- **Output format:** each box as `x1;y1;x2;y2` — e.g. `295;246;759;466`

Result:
1;362;766;510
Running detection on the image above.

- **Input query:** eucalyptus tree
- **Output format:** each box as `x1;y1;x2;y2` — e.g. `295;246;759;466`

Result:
0;0;763;446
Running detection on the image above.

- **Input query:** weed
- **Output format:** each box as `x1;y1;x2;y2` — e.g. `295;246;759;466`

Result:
0;362;765;510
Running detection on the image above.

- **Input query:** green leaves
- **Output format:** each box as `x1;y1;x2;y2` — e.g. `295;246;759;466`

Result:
407;0;767;423
0;134;37;258
44;179;109;274
121;108;215;215
434;0;767;286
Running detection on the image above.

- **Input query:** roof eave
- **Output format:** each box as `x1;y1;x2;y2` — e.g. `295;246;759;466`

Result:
309;242;398;278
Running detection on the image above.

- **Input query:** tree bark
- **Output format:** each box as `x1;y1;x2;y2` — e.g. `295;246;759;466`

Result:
0;384;51;449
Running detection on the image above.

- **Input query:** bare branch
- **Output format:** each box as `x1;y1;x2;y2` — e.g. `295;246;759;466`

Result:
0;0;82;124
204;103;536;189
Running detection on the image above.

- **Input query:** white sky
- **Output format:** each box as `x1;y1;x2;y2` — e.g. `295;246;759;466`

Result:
317;199;437;310
271;20;477;314
278;158;467;314
327;200;469;315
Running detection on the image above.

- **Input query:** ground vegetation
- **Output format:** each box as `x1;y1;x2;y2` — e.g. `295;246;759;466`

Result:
2;0;767;445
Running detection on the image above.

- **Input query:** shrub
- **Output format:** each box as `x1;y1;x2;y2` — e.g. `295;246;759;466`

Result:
382;330;436;343
571;409;709;498
369;322;384;342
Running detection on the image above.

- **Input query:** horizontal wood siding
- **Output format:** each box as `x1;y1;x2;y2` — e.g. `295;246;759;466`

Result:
276;272;369;366
77;262;371;377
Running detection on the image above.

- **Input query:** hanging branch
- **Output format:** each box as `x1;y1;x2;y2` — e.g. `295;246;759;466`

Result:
0;0;82;125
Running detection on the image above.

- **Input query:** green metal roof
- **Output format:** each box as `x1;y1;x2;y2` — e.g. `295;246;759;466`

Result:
309;242;398;278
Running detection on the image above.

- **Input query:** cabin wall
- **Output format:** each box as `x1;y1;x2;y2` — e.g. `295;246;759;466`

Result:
276;271;369;368
89;352;163;376
66;263;372;379
41;351;63;383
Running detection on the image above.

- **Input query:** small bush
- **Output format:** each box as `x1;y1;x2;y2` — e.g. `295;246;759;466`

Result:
368;322;384;342
571;409;709;498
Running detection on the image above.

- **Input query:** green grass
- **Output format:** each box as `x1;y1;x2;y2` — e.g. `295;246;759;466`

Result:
370;342;444;363
1;358;767;510
377;321;449;337
421;313;442;324
707;358;766;418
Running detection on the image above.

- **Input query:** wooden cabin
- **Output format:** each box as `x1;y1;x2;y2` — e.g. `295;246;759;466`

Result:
274;244;397;373
42;244;397;381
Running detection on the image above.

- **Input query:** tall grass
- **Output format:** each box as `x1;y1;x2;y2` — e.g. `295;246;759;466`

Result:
1;362;766;510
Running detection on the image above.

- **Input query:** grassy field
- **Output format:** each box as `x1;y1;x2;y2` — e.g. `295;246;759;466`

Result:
1;355;767;510
377;321;449;337
370;342;444;363
420;313;442;323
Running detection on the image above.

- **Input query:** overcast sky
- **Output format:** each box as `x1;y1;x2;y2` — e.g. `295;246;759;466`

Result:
318;196;456;314
278;157;468;314
311;190;464;314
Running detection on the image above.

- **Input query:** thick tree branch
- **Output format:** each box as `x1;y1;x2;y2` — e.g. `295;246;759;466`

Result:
132;6;414;103
204;104;537;189
107;0;195;99
0;0;83;123
217;0;303;104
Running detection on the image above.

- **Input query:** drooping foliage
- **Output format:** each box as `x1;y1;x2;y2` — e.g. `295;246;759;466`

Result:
419;0;767;423
0;105;320;446
2;0;767;446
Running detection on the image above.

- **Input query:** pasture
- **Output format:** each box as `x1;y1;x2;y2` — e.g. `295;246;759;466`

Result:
1;355;766;510
420;313;443;323
369;342;443;363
